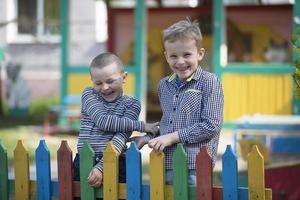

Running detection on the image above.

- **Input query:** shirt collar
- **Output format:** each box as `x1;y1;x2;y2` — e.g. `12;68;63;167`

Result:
167;66;203;83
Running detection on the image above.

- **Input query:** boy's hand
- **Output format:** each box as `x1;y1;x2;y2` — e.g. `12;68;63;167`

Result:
148;132;180;153
144;122;160;136
87;168;103;187
129;135;151;149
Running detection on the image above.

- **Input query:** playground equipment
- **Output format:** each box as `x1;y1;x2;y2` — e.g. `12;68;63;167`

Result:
0;139;272;199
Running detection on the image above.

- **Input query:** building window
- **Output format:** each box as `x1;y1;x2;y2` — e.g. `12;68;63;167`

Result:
7;0;60;43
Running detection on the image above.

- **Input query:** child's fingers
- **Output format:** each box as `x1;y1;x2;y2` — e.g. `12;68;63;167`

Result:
87;170;98;185
90;180;102;187
148;139;155;148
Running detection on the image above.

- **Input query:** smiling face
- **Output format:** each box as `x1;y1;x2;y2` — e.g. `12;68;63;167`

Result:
90;62;127;102
164;38;204;81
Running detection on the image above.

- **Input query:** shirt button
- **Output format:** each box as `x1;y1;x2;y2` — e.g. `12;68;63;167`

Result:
175;95;179;98
170;120;173;124
173;107;176;111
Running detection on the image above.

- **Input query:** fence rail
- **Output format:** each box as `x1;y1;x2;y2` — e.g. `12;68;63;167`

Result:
0;139;272;200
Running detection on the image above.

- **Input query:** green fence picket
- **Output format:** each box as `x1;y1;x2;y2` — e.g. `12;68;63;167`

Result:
0;141;8;200
172;144;188;200
80;142;96;199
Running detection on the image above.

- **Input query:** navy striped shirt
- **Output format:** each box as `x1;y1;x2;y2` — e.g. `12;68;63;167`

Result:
158;67;224;170
77;87;144;172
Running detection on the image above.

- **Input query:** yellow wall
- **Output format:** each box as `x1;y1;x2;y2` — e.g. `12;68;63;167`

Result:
68;73;135;96
223;74;292;122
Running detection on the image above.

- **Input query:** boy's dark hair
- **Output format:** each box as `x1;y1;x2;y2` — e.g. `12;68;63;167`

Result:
90;52;123;71
163;18;202;48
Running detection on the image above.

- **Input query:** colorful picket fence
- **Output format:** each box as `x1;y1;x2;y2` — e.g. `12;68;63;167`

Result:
0;139;272;200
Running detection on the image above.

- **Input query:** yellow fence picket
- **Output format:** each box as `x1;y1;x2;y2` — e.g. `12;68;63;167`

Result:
14;140;30;200
247;145;265;200
103;141;119;200
150;150;165;200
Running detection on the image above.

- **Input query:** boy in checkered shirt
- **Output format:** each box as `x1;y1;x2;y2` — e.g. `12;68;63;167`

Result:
148;19;224;185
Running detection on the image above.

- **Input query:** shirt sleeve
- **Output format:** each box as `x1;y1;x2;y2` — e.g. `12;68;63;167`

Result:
177;76;224;144
81;87;145;132
94;97;141;172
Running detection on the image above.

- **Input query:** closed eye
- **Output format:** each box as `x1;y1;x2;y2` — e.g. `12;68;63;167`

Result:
184;53;191;57
106;79;115;84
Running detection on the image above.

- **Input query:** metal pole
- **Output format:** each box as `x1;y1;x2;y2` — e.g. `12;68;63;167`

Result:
134;0;147;120
0;48;4;116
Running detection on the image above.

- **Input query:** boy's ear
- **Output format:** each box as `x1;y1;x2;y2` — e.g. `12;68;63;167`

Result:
164;51;167;57
122;72;128;83
164;51;169;61
198;48;205;60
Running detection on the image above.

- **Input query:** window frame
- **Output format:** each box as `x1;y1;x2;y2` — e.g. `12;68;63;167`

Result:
6;0;60;43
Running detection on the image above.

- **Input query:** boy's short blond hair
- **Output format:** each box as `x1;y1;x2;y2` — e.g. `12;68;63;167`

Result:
90;52;123;71
163;19;202;48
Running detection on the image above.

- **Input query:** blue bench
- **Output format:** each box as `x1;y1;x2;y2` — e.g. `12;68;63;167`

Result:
234;115;300;154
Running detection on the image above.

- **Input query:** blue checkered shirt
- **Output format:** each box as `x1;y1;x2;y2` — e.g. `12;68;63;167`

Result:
158;67;224;170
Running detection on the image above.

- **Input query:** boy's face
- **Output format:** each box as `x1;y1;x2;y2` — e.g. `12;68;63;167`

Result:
164;38;204;81
91;62;127;102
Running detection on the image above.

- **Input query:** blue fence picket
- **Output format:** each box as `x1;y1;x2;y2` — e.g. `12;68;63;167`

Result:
222;145;238;200
126;142;142;200
35;139;51;200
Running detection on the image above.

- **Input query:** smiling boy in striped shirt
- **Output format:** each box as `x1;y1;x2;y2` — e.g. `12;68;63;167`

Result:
73;52;159;188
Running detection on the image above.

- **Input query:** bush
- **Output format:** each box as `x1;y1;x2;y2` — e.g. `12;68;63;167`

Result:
0;98;59;126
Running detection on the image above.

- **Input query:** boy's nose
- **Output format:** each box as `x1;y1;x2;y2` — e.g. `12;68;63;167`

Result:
177;57;185;64
101;83;109;90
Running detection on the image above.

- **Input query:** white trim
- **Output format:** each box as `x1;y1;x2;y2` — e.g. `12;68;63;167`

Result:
95;1;107;42
37;0;45;37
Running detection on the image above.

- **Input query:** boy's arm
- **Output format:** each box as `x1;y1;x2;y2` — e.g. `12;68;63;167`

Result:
81;87;145;132
93;98;141;173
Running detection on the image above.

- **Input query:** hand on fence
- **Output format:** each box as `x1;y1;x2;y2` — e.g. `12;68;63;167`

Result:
148;131;180;153
87;168;103;187
144;122;160;136
129;135;151;149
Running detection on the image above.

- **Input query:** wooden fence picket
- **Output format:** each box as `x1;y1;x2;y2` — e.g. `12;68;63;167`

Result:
14;140;30;200
150;150;165;200
0;139;273;200
57;140;73;200
35;139;51;200
126;142;142;200
247;145;265;200
172;144;188;200
80;142;96;199
196;145;212;200
222;145;238;200
0;141;8;200
103;141;119;200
